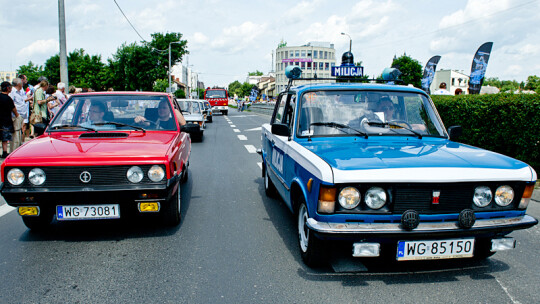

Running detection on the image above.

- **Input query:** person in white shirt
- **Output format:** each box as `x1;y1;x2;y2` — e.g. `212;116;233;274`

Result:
51;82;68;117
9;78;28;149
432;82;452;95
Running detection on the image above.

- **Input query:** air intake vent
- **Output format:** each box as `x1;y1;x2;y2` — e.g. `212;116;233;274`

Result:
79;132;128;138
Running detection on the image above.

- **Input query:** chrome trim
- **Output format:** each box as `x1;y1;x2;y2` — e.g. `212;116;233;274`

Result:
266;157;290;191
306;215;538;234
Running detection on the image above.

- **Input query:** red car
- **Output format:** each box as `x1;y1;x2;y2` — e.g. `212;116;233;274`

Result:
0;92;196;231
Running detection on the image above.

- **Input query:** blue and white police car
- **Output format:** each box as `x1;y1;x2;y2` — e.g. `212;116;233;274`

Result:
260;66;537;267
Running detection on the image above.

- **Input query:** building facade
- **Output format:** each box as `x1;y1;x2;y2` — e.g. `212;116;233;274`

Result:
0;71;17;83
430;69;470;95
275;42;337;93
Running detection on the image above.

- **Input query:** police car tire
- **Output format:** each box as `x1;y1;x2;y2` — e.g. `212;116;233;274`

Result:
297;202;326;267
164;186;182;226
264;164;278;197
22;210;54;231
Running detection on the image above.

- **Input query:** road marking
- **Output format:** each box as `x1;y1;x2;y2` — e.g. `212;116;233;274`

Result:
495;277;521;304
0;204;16;218
244;145;257;153
230;125;236;128
234;129;240;133
245;127;262;131
227;121;233;124
257;162;262;169
238;135;247;141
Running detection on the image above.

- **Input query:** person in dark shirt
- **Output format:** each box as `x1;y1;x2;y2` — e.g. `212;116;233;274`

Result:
0;82;20;158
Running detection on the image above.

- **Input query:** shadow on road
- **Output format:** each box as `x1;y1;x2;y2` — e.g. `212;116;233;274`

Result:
17;175;194;243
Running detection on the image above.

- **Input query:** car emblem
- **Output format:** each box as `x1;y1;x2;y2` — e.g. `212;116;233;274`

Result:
432;190;441;204
80;171;92;183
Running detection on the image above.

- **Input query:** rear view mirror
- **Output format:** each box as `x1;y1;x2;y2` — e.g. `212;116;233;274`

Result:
271;123;290;137
447;125;462;141
181;123;199;135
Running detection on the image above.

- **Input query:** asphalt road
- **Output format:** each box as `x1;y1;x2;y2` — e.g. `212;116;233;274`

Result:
0;110;539;304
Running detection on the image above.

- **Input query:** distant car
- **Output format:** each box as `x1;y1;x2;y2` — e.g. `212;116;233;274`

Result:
0;92;197;231
178;99;205;141
260;78;538;267
203;101;213;123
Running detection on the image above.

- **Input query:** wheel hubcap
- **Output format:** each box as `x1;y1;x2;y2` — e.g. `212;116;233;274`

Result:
298;205;309;252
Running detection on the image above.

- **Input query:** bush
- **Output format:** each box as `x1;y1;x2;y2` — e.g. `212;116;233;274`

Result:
432;93;540;174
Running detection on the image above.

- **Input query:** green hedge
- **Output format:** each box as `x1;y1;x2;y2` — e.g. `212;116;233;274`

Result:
431;93;540;174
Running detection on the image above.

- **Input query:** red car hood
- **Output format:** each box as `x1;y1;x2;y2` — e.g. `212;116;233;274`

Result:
5;132;177;166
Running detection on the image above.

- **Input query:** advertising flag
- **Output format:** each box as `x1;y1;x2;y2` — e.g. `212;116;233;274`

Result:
468;42;493;94
420;56;441;94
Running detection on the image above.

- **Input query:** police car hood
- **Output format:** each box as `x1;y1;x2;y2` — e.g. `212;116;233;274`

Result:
300;140;536;183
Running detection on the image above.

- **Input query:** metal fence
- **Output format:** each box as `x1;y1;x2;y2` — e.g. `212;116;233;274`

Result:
247;104;274;116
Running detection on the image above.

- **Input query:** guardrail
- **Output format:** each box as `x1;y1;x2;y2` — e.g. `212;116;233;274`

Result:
247;104;274;116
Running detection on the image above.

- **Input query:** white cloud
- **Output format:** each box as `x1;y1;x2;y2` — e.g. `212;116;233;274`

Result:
211;22;268;53
283;0;323;24
17;39;58;59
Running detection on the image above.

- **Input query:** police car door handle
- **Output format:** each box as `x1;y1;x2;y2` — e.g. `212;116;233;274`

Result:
271;139;275;145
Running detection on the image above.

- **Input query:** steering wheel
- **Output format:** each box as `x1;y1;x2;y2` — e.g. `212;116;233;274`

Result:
388;120;412;129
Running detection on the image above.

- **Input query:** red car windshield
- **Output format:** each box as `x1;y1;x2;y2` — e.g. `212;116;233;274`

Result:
205;90;227;98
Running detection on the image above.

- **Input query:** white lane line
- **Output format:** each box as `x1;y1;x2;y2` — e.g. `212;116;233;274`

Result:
245;127;262;131
233;129;240;133
244;145;257;153
227;121;233;124
230;125;236;128
238;135;248;141
495;277;521;304
257;162;262;169
0;204;16;218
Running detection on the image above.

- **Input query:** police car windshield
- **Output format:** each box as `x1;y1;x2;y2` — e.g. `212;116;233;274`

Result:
297;90;445;137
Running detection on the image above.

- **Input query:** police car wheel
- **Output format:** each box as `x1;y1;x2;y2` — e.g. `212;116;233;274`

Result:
264;164;278;197
22;209;54;231
297;202;326;267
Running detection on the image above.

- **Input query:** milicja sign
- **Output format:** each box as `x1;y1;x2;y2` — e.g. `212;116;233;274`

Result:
331;66;364;77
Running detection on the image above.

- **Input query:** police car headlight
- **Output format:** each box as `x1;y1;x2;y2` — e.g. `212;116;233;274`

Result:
127;166;144;183
7;168;24;185
28;168;46;185
495;185;514;206
148;165;165;182
365;187;387;210
473;186;492;207
338;187;360;209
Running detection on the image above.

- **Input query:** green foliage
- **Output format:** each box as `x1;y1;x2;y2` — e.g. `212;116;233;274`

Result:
16;62;43;85
194;88;204;99
174;89;186;98
228;80;242;97
248;70;263;76
525;75;540;91
241;82;254;97
153;79;168;92
391;54;422;87
432;94;540;172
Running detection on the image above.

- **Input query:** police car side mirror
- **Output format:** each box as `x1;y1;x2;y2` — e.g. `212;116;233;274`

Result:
447;125;462;141
271;123;290;137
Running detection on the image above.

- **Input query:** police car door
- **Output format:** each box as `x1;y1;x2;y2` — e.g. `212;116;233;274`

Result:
267;92;296;200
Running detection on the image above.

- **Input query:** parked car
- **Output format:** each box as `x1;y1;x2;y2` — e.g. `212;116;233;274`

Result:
0;92;198;231
260;76;538;267
203;101;213;123
177;99;205;141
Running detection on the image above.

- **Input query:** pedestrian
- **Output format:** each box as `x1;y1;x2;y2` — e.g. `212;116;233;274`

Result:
32;80;55;136
49;83;67;118
432;82;452;95
455;88;463;95
8;78;28;149
0;81;20;158
67;85;76;98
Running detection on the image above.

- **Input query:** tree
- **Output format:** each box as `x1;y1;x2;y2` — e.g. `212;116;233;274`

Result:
228;80;242;97
174;89;186;98
108;32;188;91
391;54;422;87
248;70;263;76
241;82;254;97
153;79;168;92
16;61;43;85
525;75;540;91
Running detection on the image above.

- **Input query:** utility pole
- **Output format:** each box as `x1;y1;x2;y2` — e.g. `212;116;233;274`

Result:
58;0;69;87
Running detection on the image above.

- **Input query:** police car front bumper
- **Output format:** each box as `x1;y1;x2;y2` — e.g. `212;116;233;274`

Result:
306;215;538;239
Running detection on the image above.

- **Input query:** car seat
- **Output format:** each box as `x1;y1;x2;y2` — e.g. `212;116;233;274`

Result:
103;111;115;121
144;108;159;122
299;107;323;134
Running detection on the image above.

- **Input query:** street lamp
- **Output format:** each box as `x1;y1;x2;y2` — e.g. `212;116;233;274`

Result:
341;32;352;53
168;41;183;93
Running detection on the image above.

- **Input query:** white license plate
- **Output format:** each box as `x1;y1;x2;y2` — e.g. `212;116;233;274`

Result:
396;238;475;261
56;204;120;221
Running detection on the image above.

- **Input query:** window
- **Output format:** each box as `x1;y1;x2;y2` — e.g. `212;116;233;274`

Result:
319;62;324;70
285;51;288;59
307;51;312;57
301;62;305;69
313;62;317;70
452;78;455;86
290;51;294;58
325;63;329;70
324;51;328;59
307;62;312;70
295;62;299;66
295;50;300;57
314;51;318;59
301;50;306;57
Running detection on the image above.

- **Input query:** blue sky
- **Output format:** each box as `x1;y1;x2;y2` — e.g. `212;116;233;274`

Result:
1;0;539;87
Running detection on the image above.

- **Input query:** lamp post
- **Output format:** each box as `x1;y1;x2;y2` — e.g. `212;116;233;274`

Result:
168;41;183;93
341;32;352;53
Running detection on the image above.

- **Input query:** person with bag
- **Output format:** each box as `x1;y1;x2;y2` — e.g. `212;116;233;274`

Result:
8;78;27;150
31;80;54;136
0;82;20;158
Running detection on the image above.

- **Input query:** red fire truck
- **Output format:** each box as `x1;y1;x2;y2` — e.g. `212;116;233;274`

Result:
204;87;229;115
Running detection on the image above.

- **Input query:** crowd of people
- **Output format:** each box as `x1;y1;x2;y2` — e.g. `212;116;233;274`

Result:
0;75;74;158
